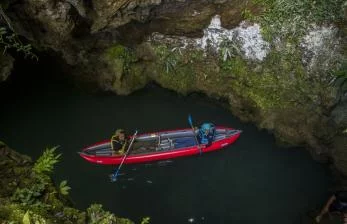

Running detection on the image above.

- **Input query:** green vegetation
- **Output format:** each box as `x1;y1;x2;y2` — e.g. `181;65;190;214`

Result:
0;5;37;60
153;45;180;74
32;146;61;175
151;44;209;94
105;44;137;75
22;210;46;224
11;178;46;206
150;29;331;111
252;0;347;40
141;217;150;224
333;62;347;102
0;27;37;60
87;204;133;224
0;144;135;224
220;55;291;110
58;180;71;196
10;147;62;208
105;44;152;94
218;45;336;112
241;8;255;21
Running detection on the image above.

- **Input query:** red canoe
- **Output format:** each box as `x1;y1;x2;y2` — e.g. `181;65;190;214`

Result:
79;127;241;165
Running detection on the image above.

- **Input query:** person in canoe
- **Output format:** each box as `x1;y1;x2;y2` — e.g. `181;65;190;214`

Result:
111;129;128;155
315;191;347;223
197;123;215;147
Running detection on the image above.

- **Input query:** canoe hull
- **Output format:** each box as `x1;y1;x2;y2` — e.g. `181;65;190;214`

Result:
79;127;241;165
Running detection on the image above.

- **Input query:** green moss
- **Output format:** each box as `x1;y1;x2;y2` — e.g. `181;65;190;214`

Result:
124;63;148;91
105;44;137;76
22;210;47;224
106;45;126;59
87;204;133;224
334;62;347;100
189;49;205;62
153;44;179;74
150;44;202;94
62;207;86;224
106;44;137;63
150;34;338;114
220;55;248;75
252;0;347;40
12;166;27;176
0;203;26;223
218;43;333;111
241;8;255;20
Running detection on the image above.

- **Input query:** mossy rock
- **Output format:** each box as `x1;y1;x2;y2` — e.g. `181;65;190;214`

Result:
87;204;133;224
0;203;26;223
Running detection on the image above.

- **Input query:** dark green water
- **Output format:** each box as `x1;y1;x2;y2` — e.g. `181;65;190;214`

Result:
0;59;332;224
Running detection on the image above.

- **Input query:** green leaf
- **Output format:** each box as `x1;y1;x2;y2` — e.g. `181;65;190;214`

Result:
0;27;7;35
141;217;150;224
59;180;71;195
33;146;61;175
23;210;31;224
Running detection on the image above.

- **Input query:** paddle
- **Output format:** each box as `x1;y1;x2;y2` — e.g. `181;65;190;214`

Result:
188;115;202;155
110;130;138;182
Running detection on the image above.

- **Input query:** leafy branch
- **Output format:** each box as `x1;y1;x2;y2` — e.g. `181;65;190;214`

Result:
0;5;38;60
32;146;61;175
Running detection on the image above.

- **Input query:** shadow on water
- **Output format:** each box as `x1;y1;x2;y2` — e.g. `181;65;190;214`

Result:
0;57;332;224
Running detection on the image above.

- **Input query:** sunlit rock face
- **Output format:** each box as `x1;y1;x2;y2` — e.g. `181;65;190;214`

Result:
151;15;270;61
198;15;270;61
300;25;342;80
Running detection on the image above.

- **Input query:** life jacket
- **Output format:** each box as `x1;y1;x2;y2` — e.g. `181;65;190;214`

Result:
111;135;127;154
198;123;215;144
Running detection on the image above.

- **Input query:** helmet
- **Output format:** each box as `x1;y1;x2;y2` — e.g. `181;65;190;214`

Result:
200;123;215;134
115;129;125;135
201;123;212;130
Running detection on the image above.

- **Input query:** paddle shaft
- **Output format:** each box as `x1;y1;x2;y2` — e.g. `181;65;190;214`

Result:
188;115;203;155
189;124;202;155
113;130;138;180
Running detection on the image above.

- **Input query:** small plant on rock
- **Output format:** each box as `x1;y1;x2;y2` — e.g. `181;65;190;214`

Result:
58;180;71;196
32;146;61;175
